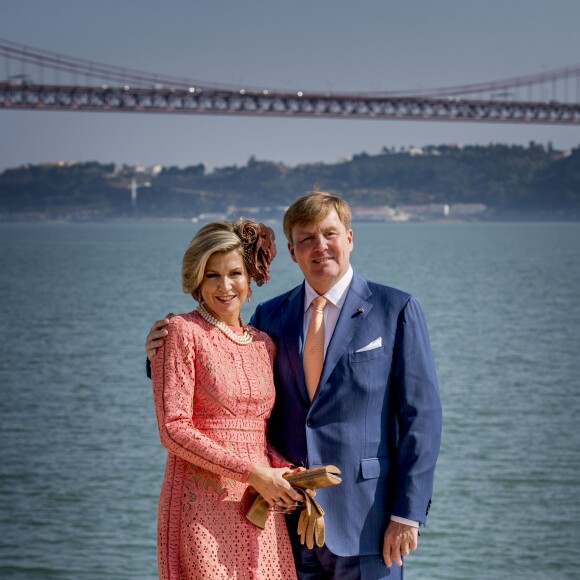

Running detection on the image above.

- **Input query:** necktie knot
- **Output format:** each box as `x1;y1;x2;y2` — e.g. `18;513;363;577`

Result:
311;296;328;312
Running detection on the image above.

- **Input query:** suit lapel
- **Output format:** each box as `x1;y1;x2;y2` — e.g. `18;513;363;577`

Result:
317;272;373;390
280;283;310;405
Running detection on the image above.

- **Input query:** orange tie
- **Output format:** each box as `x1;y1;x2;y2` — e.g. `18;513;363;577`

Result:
303;296;329;401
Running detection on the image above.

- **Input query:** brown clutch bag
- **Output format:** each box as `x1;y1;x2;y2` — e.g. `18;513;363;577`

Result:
283;465;342;489
245;465;342;539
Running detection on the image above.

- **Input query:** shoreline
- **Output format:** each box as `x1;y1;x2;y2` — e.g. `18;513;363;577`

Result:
1;215;579;225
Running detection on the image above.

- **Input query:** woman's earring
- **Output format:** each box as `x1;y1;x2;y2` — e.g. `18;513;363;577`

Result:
247;286;253;303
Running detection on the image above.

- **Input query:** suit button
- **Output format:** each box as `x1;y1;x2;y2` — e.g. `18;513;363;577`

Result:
307;419;313;427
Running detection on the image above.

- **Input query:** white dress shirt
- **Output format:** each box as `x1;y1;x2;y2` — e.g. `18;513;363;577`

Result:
302;266;419;529
302;266;353;355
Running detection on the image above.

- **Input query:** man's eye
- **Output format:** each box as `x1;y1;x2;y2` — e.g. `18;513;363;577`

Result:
325;232;337;238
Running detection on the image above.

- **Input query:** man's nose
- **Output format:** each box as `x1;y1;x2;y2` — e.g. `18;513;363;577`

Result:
313;235;328;251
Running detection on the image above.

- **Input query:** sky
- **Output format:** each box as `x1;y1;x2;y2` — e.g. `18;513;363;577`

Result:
1;0;579;172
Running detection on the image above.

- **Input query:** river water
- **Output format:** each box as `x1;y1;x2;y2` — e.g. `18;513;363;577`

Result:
1;221;579;579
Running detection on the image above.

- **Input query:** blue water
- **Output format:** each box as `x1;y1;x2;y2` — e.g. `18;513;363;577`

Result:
1;222;579;579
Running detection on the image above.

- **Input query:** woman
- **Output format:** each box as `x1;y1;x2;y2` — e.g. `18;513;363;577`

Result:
151;219;301;579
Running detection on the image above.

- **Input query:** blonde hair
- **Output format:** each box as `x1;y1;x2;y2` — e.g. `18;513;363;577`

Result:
182;221;246;300
283;191;352;243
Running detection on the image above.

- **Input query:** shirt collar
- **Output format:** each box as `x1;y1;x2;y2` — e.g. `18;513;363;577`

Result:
304;266;353;312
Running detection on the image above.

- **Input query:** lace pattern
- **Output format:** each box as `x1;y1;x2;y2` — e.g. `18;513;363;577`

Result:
151;311;296;579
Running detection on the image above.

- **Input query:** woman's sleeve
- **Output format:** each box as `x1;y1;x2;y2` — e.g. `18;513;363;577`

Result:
151;316;252;482
266;441;293;469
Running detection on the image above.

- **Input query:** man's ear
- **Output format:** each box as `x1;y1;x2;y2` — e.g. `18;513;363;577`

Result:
288;242;298;264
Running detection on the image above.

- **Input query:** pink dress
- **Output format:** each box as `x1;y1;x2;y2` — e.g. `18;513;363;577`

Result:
151;311;297;580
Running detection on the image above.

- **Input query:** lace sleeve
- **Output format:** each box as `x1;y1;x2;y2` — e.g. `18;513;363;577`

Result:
266;442;293;469
151;316;252;482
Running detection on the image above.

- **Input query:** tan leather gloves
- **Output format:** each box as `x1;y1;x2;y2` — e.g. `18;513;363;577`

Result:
295;488;326;548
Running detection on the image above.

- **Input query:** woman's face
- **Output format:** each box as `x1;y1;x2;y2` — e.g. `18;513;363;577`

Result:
199;250;249;326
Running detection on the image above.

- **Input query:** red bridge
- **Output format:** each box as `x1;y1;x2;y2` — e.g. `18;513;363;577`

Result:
2;39;579;125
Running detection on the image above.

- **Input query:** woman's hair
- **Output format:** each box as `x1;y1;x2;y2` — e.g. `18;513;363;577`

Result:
182;218;276;300
282;191;352;243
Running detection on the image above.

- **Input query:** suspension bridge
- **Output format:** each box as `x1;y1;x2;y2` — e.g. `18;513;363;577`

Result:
1;38;580;125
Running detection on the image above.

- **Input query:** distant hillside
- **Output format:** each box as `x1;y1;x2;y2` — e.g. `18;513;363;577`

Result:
1;143;579;220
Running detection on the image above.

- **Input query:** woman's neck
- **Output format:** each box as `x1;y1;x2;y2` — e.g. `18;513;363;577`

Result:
201;303;242;327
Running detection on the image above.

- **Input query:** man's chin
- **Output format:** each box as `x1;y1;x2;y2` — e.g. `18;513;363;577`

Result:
310;261;337;274
306;270;339;290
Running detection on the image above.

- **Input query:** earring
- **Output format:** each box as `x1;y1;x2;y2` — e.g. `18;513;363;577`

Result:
247;286;253;303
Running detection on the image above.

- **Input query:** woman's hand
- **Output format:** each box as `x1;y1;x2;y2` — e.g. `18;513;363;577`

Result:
247;465;303;509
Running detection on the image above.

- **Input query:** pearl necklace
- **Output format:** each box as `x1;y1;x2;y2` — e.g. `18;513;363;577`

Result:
197;303;253;345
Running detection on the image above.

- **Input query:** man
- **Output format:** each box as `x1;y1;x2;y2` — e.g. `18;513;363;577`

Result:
146;192;442;579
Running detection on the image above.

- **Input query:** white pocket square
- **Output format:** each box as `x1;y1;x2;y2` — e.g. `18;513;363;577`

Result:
355;337;382;353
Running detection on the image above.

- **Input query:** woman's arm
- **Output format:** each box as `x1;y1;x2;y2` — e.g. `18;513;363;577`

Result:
151;316;252;482
152;316;302;506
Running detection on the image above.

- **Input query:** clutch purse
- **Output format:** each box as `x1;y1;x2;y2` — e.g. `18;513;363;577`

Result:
245;465;342;544
284;465;342;489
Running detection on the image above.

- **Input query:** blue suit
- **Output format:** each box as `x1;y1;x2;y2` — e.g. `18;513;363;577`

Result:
250;271;442;566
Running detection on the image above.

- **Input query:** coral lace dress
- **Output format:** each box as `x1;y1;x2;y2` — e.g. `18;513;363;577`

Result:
151;311;297;580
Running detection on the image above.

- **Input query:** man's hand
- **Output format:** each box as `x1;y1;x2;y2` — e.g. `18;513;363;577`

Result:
382;520;418;567
145;318;170;360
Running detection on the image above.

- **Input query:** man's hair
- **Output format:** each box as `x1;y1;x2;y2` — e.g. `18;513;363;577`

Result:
283;191;352;243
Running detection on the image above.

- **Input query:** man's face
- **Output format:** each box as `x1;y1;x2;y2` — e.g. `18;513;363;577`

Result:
288;209;353;295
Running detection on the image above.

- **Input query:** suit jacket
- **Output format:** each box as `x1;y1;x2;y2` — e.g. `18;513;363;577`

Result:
250;270;442;557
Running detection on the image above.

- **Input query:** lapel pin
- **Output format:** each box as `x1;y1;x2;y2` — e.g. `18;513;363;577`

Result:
356;307;364;314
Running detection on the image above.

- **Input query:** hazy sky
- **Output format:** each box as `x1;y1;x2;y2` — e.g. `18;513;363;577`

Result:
1;0;579;172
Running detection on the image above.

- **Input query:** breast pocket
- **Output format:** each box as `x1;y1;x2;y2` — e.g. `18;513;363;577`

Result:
346;345;391;397
349;344;388;363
